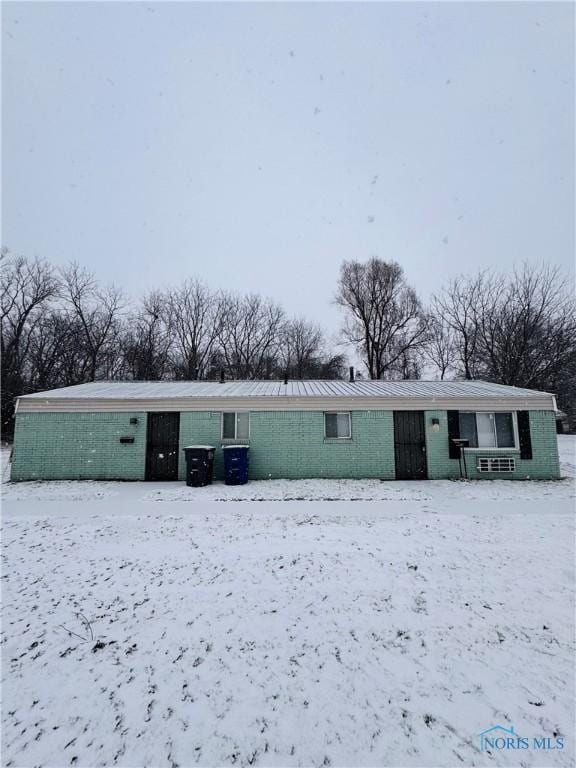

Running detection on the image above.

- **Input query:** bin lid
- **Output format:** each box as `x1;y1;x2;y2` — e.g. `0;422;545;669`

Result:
183;445;215;450
222;444;249;450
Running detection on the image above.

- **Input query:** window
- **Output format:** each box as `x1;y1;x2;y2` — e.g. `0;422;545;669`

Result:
459;412;516;448
324;412;351;439
222;412;250;440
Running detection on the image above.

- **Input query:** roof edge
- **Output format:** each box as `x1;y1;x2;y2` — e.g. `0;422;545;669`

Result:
16;394;557;413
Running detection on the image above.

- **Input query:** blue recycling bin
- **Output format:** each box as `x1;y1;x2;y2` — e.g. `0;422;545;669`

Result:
223;445;249;485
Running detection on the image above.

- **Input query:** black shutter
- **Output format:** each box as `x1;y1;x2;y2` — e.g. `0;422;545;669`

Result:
517;411;533;459
447;410;461;459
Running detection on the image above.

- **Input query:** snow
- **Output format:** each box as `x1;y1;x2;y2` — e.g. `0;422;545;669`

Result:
1;438;575;767
19;378;554;400
558;434;576;479
1;443;11;483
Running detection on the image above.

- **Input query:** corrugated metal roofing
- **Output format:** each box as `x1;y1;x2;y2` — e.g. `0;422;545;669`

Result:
20;379;551;400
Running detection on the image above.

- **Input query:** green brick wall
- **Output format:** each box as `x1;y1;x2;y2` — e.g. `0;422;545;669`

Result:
178;411;223;480
11;408;560;482
11;412;147;481
179;410;395;480
424;409;560;480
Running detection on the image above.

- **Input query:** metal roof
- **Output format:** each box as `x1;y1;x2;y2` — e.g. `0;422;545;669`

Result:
20;379;551;400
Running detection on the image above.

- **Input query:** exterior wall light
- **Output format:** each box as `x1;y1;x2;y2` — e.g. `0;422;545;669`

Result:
431;417;440;432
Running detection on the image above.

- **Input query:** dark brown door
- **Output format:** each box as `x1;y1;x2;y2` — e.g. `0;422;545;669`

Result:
394;411;427;480
145;412;180;480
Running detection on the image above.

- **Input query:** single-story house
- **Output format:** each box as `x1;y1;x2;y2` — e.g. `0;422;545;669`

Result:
10;379;560;482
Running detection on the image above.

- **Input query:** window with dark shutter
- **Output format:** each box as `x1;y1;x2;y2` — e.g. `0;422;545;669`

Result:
447;410;461;459
517;411;533;459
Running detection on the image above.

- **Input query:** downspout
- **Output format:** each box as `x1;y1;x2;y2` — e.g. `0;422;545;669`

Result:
461;447;468;479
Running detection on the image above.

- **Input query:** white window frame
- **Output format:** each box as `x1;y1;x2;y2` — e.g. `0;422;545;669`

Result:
221;411;250;440
460;411;519;451
324;412;352;440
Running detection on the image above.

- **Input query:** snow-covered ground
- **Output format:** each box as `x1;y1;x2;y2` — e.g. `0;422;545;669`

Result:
558;434;576;479
2;435;575;505
1;438;575;767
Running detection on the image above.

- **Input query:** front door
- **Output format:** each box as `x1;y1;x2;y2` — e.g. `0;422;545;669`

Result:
394;411;427;480
145;412;180;480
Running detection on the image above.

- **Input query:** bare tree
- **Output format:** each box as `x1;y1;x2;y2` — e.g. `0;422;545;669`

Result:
313;353;348;379
277;318;348;380
7;250;573;431
425;313;457;380
429;264;576;425
380;344;425;380
60;263;125;382
123;291;171;380
474;264;576;389
51;316;94;387
280;318;323;378
167;279;223;380
1;254;60;436
216;293;286;379
26;312;78;391
431;273;486;380
335;258;427;379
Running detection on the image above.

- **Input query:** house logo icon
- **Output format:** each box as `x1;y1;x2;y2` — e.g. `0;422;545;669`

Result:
479;724;565;752
479;725;518;751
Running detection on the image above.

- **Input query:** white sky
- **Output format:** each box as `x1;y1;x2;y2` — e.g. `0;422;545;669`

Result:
2;1;574;334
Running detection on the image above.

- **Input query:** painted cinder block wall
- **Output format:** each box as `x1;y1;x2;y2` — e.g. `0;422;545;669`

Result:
424;409;560;480
11;412;147;481
179;410;396;480
10;408;561;481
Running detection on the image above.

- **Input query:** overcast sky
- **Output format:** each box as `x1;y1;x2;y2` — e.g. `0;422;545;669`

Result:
3;1;574;334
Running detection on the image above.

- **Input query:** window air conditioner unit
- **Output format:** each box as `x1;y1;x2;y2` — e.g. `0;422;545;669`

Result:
477;457;515;473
